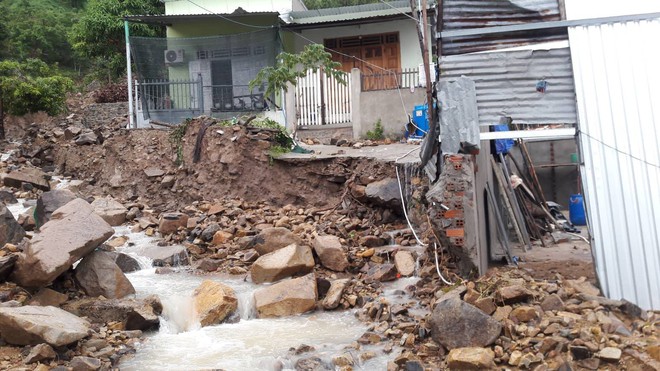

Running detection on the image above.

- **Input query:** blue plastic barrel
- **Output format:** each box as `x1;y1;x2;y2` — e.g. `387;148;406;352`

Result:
569;194;587;226
412;104;429;137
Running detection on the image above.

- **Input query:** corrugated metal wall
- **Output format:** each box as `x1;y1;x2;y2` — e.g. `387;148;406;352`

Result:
439;47;577;126
569;19;660;310
442;0;565;55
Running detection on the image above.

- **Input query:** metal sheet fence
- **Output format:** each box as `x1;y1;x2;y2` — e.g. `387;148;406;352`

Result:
569;18;660;310
439;47;577;126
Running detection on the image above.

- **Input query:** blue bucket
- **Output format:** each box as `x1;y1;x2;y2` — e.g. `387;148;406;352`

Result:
569;194;587;226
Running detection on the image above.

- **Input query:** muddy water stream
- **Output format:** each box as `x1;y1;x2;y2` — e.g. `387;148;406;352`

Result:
109;227;393;370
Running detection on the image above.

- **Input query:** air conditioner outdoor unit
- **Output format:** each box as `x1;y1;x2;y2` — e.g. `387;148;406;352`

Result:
164;49;184;64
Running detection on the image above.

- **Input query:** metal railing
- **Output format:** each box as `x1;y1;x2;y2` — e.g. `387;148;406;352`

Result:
135;78;204;122
361;68;419;92
208;85;266;112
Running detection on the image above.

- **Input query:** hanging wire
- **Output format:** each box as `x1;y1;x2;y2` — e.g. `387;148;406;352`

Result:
578;130;660;169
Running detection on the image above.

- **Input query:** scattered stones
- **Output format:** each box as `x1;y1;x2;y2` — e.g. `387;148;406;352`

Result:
0;306;90;346
192;280;238;327
254;273;317;318
250;243;314;284
446;347;495;370
429;297;502;350
11;198;114;288
312;235;348;272
74;250;136;299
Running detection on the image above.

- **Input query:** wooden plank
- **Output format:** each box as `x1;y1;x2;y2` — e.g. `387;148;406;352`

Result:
490;156;528;252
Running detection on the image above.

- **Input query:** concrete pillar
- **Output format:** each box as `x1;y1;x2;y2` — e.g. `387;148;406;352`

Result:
350;68;362;140
284;82;297;133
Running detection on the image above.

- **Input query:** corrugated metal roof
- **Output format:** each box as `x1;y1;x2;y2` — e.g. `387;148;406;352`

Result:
125;12;279;23
288;1;413;25
570;18;660;311
439;47;577;126
441;0;565;55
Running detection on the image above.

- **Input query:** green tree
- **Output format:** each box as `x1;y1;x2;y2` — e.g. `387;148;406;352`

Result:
304;0;380;9
69;0;164;80
0;59;74;139
0;0;78;67
249;44;345;99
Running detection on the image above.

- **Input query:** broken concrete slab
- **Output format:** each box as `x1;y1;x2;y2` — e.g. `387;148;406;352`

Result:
11;198;114;288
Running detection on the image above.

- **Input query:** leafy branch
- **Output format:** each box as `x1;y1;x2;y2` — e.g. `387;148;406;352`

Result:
248;44;346;99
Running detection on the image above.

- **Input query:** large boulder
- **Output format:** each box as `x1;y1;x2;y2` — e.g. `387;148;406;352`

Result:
110;252;142;273
139;245;189;267
63;296;162;331
254;273;317;318
429;297;502;350
90;197;127;226
0;305;90;346
250;243;314;284
246;227;302;255
365;178;402;210
28;288;69;307
3;168;50;191
192;280;238;327
74;251;136;299
34;189;77;227
158;212;188;235
312;235;348;272
0;205;25;247
11;198;114;288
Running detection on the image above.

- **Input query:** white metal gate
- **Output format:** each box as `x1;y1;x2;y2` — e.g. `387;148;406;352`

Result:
295;69;351;126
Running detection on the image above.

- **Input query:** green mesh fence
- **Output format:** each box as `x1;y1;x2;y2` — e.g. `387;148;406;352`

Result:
129;29;279;123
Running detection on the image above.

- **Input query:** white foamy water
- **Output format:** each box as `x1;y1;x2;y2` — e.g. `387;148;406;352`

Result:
120;268;382;371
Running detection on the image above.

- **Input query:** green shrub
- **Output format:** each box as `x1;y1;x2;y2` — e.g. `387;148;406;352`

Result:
366;119;384;141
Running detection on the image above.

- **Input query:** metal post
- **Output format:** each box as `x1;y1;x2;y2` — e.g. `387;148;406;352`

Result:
124;20;135;128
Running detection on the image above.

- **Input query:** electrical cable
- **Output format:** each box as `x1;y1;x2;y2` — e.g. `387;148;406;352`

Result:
376;0;422;23
394;147;454;285
578;130;660;169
